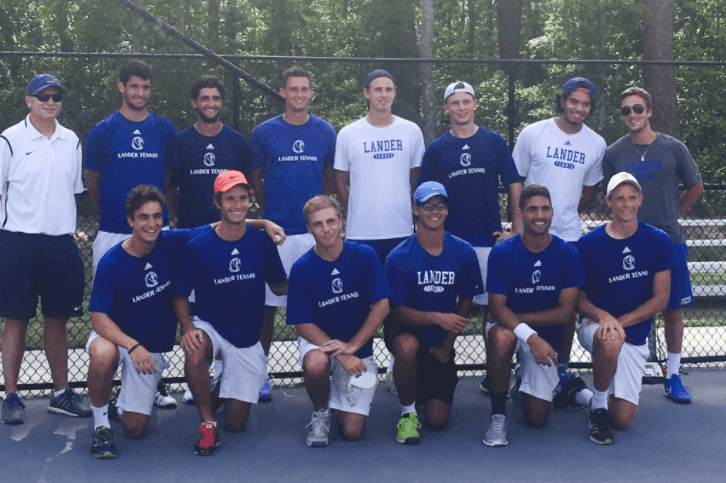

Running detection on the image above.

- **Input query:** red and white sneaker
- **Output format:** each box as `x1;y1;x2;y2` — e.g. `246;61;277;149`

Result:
194;422;219;456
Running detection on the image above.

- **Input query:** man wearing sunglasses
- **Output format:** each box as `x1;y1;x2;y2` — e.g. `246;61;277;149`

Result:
1;74;90;424
603;87;703;404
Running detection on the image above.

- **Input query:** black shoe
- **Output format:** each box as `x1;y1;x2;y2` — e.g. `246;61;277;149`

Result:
589;408;614;445
553;375;587;409
91;426;117;459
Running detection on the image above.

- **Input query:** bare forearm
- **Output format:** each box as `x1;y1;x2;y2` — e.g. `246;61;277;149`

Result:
578;184;599;214
173;296;195;334
679;181;704;216
92;312;137;351
295;323;332;347
347;299;389;352
84;169;101;206
334;170;349;210
508;182;523;234
391;306;440;327
618;271;670;328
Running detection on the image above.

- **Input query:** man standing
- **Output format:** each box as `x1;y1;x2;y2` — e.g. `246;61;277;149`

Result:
0;74;90;425
287;195;391;447
249;66;337;402
603;87;703;404
174;171;288;456
484;185;585;447
334;69;425;264
576;173;674;445
85;60;178;275
384;182;483;444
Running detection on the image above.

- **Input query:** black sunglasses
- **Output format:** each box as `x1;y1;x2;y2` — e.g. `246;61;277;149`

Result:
620;104;645;116
32;92;63;103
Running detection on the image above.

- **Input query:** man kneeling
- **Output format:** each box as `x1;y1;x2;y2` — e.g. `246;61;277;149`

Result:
287;196;391;447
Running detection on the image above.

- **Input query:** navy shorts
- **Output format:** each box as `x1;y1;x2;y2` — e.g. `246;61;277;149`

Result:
667;244;694;310
0;231;84;320
349;237;407;267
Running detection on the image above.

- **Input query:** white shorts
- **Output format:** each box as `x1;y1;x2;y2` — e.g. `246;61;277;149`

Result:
485;322;559;402
193;317;266;404
92;227;169;277
473;247;491;305
85;331;169;416
577;320;649;405
265;233;315;306
298;337;378;417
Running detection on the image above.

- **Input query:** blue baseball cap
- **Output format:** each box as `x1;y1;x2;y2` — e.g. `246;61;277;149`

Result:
415;181;448;204
27;74;64;96
562;77;595;98
365;69;395;88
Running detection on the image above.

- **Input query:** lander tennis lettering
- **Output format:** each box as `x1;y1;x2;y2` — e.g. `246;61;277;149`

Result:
546;147;586;164
417;270;455;285
277;155;319;162
318;291;360;307
608;270;648;284
363;139;403;153
448;167;487;179
132;280;171;303
188;168;230;175
214;273;256;285
515;285;555;294
117;152;159;158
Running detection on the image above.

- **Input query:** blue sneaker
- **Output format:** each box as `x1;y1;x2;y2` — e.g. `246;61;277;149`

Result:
259;376;272;402
664;374;692;404
48;388;92;418
2;393;26;425
91;426;117;459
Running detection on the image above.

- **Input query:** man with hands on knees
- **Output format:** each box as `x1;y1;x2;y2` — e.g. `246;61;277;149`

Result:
286;195;392;447
384;181;483;444
575;172;674;445
484;184;586;447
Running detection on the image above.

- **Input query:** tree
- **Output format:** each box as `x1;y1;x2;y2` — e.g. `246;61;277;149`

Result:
420;0;436;145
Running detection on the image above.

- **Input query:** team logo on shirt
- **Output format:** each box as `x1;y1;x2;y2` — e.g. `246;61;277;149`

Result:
131;136;144;151
332;278;343;294
531;270;541;284
623;255;636;271
229;258;241;272
145;271;159;288
293;140;305;153
460;153;472;167
204;152;216;167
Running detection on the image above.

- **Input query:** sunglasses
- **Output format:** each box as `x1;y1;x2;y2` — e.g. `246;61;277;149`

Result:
620;104;645;116
32;92;63;103
420;202;447;212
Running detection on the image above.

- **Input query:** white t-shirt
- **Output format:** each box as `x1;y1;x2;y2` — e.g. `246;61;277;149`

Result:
513;118;605;241
0;116;83;236
334;116;424;240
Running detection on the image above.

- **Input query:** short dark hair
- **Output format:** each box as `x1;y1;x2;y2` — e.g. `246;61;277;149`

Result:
303;195;341;225
519;184;552;210
555;81;597;116
120;60;153;85
621;87;653;109
281;65;311;89
126;185;165;219
191;76;225;100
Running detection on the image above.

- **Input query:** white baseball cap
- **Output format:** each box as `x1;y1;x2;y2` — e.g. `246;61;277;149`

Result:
444;81;475;102
606;172;642;196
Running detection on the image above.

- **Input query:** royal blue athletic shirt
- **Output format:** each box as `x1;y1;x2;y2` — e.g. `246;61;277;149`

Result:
85;112;178;234
175;125;250;228
287;241;393;359
417;128;521;247
487;234;585;349
576;222;676;346
175;225;287;348
89;226;211;353
250;114;336;235
385;232;483;348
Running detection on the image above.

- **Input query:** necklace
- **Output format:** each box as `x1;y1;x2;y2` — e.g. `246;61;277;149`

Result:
633;134;657;161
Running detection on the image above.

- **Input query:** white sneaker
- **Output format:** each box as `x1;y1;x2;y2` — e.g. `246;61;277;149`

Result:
182;387;194;405
306;409;331;447
483;414;508;447
153;382;177;408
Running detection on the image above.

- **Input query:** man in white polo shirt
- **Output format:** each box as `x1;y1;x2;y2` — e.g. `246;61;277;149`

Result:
0;74;90;425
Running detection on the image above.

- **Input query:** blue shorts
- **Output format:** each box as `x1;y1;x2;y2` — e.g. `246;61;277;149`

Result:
0;231;84;320
667;244;694;310
349;237;407;266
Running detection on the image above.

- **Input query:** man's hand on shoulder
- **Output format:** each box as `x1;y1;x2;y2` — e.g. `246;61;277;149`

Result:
492;230;515;244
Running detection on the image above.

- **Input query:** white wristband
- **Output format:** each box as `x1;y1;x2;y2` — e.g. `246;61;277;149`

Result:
513;323;536;343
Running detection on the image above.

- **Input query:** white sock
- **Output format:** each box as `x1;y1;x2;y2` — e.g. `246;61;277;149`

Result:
93;404;110;430
591;389;608;410
53;388;67;398
576;388;594;407
667;352;681;378
401;403;416;416
389;354;396;371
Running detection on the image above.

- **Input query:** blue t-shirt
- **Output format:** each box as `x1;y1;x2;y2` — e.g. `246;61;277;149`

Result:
417;128;521;247
487;234;586;349
250;114;336;235
576;222;676;346
175;226;287;348
175;125;250;228
89;226;211;353
287;241;393;359
385;233;483;348
85;111;178;234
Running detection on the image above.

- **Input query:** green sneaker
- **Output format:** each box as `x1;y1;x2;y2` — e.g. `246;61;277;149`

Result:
396;412;421;445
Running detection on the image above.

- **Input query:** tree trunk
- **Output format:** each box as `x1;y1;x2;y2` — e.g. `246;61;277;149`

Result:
467;0;477;56
420;0;436;145
643;0;682;139
496;0;523;60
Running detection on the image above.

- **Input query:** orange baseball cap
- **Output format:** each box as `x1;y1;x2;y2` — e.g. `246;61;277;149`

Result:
214;170;249;193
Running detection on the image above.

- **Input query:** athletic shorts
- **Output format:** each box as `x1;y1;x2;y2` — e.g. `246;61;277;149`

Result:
193;317;266;404
383;322;459;406
86;331;168;416
265;233;315;306
667;244;694;310
93;227;168;278
0;231;84;320
298;337;378;416
485;322;559;402
577;320;649;405
349;237;407;267
472;247;491;305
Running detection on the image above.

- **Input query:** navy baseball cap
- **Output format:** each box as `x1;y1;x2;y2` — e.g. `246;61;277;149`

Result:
365;69;395;88
415;182;448;204
562;77;595;98
27;74;64;95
